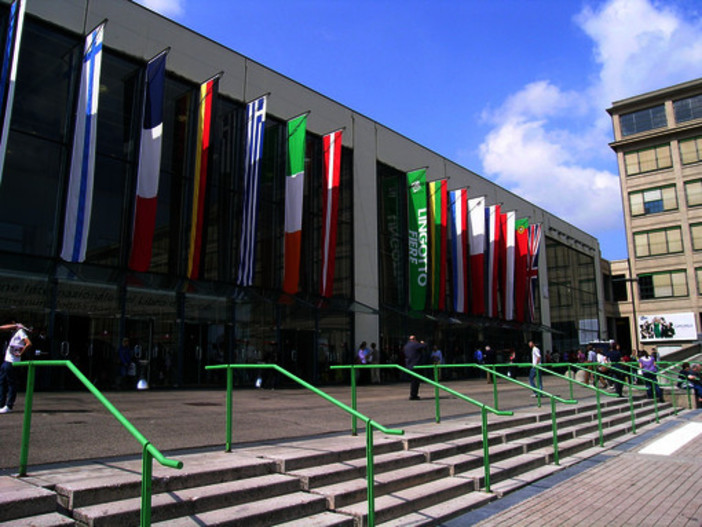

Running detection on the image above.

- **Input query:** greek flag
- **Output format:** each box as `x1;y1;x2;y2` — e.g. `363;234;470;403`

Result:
61;22;105;262
0;0;25;184
236;95;267;286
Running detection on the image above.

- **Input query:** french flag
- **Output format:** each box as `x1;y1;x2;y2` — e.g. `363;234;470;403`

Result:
449;189;468;313
129;50;168;272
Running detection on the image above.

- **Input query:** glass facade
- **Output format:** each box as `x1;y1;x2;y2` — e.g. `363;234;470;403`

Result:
619;105;667;137
0;17;356;387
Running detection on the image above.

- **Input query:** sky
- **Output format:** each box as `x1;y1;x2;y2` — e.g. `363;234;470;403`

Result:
134;0;702;261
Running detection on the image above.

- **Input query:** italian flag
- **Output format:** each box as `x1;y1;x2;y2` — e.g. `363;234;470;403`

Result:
282;113;308;295
429;179;448;310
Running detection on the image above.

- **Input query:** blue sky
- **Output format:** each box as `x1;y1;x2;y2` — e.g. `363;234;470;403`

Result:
135;0;702;261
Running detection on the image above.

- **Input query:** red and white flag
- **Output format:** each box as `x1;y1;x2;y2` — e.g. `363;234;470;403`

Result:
468;196;485;316
501;211;516;320
320;129;342;298
486;204;501;318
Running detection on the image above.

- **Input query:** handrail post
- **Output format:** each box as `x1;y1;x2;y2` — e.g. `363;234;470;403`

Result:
481;406;491;493
141;443;153;527
568;365;574;401
351;365;358;436
433;365;441;424
225;366;233;452
596;388;604;447
628;382;636;435
669;376;678;415
491;366;499;411
366;421;376;527
18;363;36;477
550;397;559;466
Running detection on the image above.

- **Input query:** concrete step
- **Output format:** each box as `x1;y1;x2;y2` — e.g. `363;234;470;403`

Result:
410;432;502;463
0;512;76;527
0;476;58;522
459;452;549;490
275;511;356;526
314;462;451;509
376;490;495;526
336;476;476;526
54;451;277;509
150;491;328;527
288;449;425;490
73;473;301;527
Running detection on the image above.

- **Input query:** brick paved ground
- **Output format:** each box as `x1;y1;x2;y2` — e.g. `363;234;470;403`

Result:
457;412;702;527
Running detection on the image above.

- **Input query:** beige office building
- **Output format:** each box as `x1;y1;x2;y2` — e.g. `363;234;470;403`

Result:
608;78;702;355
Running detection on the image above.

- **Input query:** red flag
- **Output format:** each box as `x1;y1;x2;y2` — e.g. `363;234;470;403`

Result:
468;196;485;316
320;129;342;298
514;218;529;322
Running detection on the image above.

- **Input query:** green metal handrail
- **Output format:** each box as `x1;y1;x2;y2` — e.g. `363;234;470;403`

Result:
206;363;403;527
331;363;512;493
13;360;182;527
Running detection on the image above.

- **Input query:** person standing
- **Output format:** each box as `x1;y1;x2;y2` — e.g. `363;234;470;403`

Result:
607;342;624;397
528;340;542;397
430;345;444;381
369;342;381;384
0;322;32;414
356;341;370;384
403;335;426;400
638;350;663;402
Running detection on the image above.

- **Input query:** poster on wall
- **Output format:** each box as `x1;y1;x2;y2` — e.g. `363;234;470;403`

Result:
638;312;697;342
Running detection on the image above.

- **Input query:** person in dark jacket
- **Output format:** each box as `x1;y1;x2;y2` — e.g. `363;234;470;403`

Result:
403;335;426;400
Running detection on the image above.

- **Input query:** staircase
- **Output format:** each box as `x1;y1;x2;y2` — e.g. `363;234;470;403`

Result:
0;396;681;527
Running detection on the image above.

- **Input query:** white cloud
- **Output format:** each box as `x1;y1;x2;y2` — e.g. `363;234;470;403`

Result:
134;0;185;18
478;0;702;240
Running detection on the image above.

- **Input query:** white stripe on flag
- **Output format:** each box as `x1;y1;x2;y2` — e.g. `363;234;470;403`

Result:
61;23;105;262
0;0;25;184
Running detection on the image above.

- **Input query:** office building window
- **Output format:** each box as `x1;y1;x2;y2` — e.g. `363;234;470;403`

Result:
691;223;702;251
697;268;702;295
674;94;702;123
633;227;683;258
620;105;667;137
685;179;702;207
624;145;672;175
638;270;688;300
628;185;677;216
680;136;702;165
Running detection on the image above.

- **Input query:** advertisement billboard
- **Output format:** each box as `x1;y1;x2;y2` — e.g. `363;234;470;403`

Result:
638;312;697;342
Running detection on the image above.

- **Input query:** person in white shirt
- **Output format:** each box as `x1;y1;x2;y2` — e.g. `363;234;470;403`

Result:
528;340;542;397
0;322;32;413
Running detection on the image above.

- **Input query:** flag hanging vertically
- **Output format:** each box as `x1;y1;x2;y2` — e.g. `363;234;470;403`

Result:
429;179;447;310
60;22;105;262
186;74;219;279
320;128;342;298
236;95;267;287
449;189;468;313
129;49;168;272
485;204;501;318
467;196;485;316
0;0;25;184
407;168;428;311
282;113;308;295
514;218;529;322
527;223;543;322
502;210;516;320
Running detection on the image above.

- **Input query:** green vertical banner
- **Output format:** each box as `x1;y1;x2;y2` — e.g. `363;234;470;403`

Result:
407;169;428;311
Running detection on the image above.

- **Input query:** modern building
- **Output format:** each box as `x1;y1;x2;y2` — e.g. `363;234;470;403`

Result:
0;0;605;389
608;77;702;355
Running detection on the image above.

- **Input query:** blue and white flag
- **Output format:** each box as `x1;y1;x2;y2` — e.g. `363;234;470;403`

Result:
236;95;267;286
61;22;105;262
0;0;25;184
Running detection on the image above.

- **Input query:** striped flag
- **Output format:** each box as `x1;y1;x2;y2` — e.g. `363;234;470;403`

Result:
128;49;168;272
60;22;105;262
282;113;308;295
429;179;447;310
0;0;25;184
514;217;529;322
527;223;542;322
502;211;516;320
186;74;219;279
236;95;267;287
467;196;485;315
486;204;501;318
407;168;428;311
320;128;342;298
449;189;468;313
